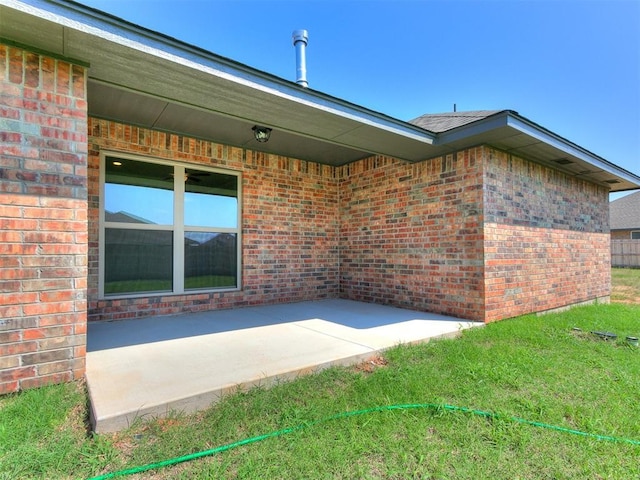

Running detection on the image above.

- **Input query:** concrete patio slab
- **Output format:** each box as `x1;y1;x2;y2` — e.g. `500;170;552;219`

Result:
86;299;480;433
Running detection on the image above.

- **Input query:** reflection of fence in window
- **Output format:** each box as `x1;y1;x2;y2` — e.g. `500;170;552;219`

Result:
611;239;640;268
184;233;237;289
105;229;173;293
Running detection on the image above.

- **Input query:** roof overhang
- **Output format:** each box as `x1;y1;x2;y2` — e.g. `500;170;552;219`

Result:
0;0;435;166
424;111;640;192
2;0;639;191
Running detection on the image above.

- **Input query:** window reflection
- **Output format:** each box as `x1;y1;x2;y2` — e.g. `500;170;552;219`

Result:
184;232;237;289
184;169;238;228
103;157;240;296
105;158;173;225
105;229;173;294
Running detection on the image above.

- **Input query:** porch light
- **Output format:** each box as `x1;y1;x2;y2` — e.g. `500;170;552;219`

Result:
252;125;272;143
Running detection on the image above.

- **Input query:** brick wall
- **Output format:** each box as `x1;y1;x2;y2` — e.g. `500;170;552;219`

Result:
482;148;610;321
338;149;486;321
0;45;88;394
338;146;611;322
88;119;339;321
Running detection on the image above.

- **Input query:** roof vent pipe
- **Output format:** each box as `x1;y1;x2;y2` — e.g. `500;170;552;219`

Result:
292;29;309;87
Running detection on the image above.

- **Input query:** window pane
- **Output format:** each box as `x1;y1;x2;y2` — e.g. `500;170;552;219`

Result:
184;232;237;290
105;229;173;294
105;157;173;225
184;169;238;228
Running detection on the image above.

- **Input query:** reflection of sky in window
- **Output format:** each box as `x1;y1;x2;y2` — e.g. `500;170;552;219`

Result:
185;193;237;228
105;184;173;224
106;184;238;227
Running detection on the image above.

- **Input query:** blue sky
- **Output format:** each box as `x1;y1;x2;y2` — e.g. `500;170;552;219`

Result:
81;0;639;199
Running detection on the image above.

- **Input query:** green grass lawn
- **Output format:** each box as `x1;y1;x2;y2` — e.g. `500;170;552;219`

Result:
1;283;639;478
105;276;236;294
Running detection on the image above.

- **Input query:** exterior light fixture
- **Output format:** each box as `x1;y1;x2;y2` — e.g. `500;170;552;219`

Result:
252;125;272;143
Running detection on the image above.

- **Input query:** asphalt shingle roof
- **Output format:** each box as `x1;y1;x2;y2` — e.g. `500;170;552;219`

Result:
409;110;507;133
610;190;640;230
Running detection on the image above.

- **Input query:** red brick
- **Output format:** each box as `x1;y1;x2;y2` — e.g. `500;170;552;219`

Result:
0;341;37;356
38;336;82;351
0;231;22;242
23;206;73;220
0;381;19;395
8;47;23;84
0;218;39;230
39;313;84;327
0;44;5;82
0;243;38;255
0;205;22;217
23;231;74;244
0;193;40;206
21;348;70;366
41;56;55;91
20;371;72;390
56;61;70;95
0;306;22;321
0;292;38;305
24;52;39;88
0;256;20;270
39;290;77;303
0;280;21;292
37;359;75;375
0;355;20;369
23;301;75;316
24;325;73;340
0;366;35;382
0;132;21;143
0;267;39;280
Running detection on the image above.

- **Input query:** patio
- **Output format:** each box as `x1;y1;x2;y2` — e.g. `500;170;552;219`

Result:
86;299;480;433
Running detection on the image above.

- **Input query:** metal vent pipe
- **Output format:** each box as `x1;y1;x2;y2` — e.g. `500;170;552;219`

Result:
292;29;309;87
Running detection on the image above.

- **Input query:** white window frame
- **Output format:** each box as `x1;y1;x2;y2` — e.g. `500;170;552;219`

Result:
99;151;242;299
631;231;640;240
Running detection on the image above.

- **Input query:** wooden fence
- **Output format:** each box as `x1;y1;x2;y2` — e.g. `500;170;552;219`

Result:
611;239;640;268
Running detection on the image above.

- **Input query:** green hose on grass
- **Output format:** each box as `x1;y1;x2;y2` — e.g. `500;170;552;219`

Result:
88;402;640;479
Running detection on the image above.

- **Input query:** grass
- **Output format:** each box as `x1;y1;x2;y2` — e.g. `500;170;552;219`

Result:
105;276;236;294
2;272;639;479
612;267;640;304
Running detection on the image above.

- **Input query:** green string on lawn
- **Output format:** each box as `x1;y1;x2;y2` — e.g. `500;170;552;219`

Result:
88;402;640;479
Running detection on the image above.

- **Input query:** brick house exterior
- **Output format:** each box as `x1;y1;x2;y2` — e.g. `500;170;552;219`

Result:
1;0;639;395
1;46;88;392
610;191;640;240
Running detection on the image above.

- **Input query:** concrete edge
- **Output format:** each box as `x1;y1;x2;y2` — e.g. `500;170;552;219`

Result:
91;350;377;433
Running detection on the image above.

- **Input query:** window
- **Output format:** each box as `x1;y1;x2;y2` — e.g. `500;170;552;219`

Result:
632;231;640;240
100;154;240;297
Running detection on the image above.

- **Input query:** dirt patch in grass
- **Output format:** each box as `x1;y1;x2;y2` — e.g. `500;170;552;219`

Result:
354;355;388;374
612;285;640;304
611;268;640;304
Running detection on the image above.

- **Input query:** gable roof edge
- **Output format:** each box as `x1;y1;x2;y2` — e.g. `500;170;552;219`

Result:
432;110;640;191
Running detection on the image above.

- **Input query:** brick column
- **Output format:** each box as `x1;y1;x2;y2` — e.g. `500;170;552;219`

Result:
0;44;88;394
